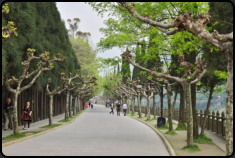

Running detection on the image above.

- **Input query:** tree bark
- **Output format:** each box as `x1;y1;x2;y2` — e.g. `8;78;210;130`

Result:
73;96;76;114
65;91;69;120
191;83;199;138
200;83;214;137
179;87;185;126
69;93;72;116
147;97;151;120
167;93;173;131
49;95;53;125
185;83;193;146
131;97;135;115
137;92;142;117
13;93;19;134
225;65;233;156
153;94;156;119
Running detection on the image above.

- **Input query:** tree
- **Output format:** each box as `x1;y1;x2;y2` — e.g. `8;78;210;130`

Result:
5;49;65;133
121;56;131;84
67;18;81;38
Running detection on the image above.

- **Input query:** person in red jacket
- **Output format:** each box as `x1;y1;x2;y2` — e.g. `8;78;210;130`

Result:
84;102;87;110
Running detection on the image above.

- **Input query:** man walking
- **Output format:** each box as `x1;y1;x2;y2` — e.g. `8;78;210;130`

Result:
89;101;91;108
110;102;114;114
116;102;121;116
4;98;13;130
122;102;128;116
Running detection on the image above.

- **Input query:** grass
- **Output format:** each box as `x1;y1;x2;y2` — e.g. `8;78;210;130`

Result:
165;130;177;135
69;116;74;118
2;131;42;141
131;113;136;116
155;122;169;129
137;117;143;119
58;119;72;122
193;133;213;144
40;124;62;129
182;144;201;152
175;123;187;131
145;119;153;122
152;117;158;120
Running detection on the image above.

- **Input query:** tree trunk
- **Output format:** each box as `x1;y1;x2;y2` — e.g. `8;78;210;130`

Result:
153;94;156;119
147;97;151;120
172;92;178;112
179;88;185;126
65;91;69;120
191;83;199;138
185;83;193;146
77;98;80;112
160;94;163;117
137;92;142;117
13;93;19;134
74;96;76;114
49;95;53;126
167;93;173;131
225;65;233;156
200;83;214;137
69;93;72;116
131;97;135;115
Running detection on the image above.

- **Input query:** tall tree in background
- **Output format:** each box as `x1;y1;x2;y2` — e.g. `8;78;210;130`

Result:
121;56;131;84
67;18;80;38
132;44;141;81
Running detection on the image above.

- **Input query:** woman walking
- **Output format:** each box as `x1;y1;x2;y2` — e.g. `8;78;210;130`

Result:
22;102;32;130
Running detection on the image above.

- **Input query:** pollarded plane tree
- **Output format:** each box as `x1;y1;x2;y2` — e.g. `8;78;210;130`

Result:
67;76;97;116
121;49;207;146
74;84;90;112
46;70;79;125
119;3;233;154
5;49;65;134
148;77;178;132
104;86;120;103
110;77;137;114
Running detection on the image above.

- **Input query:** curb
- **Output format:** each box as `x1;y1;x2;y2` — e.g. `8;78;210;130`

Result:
127;115;176;156
2;110;85;148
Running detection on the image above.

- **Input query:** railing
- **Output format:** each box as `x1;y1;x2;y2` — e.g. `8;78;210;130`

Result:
134;106;226;137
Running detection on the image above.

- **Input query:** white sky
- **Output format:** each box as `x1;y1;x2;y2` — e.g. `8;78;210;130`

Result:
55;2;134;75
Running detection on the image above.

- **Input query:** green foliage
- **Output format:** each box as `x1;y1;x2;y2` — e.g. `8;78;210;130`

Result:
2;2;79;92
155;123;169;129
182;144;201;152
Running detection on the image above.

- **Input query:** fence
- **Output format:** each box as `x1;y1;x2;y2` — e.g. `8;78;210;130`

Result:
2;86;69;128
134;105;226;137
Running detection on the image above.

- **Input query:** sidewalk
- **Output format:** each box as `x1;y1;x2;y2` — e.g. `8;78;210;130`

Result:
2;113;66;138
125;111;226;156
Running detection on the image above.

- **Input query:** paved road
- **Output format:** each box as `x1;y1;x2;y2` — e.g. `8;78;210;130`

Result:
2;104;169;156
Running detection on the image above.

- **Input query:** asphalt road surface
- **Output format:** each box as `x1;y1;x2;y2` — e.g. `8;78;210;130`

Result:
2;104;169;156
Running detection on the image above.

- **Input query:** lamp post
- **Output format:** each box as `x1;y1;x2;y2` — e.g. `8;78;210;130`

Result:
157;82;166;127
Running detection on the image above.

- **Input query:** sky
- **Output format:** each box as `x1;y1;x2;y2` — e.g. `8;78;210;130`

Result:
55;2;134;75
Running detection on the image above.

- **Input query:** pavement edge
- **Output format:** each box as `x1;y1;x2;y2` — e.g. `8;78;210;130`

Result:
2;109;86;148
127;115;176;156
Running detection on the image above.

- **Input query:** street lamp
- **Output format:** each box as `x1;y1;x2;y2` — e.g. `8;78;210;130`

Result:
157;82;166;127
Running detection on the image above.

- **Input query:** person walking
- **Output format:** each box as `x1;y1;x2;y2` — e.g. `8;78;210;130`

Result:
4;98;13;130
122;103;128;116
84;102;87;110
91;102;94;109
89;101;91;108
116;102;121;116
110;102;114;114
105;102;107;108
22;102;32;130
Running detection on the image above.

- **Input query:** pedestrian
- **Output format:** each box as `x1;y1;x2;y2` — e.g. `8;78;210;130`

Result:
91;102;93;109
105;102;107;108
122;102;128;116
116;102;121;116
89;101;91;108
22;102;32;130
110;102;114;114
4;98;13;130
84;102;87;110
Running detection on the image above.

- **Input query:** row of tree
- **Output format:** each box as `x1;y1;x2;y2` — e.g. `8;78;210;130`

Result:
88;2;233;155
2;2;98;134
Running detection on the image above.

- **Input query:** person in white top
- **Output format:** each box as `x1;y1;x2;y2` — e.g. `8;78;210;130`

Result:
122;103;128;116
